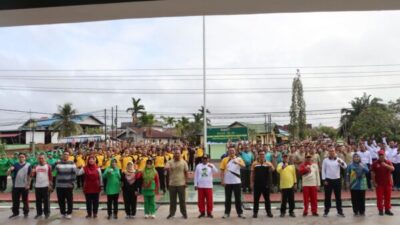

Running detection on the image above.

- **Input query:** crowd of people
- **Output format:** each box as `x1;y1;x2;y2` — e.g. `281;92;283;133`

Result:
0;136;398;220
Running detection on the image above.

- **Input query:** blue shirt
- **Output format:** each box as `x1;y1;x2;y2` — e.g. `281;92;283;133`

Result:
240;151;254;167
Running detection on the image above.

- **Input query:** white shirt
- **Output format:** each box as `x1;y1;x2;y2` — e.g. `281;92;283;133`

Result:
322;157;347;180
302;163;321;187
224;159;242;184
392;152;400;164
357;151;372;165
194;163;218;188
35;164;51;188
365;141;379;159
383;137;398;162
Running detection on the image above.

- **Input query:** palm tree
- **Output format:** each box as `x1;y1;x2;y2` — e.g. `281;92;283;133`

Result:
126;97;146;127
52;103;82;138
339;93;385;137
175;116;190;139
161;116;176;128
138;112;156;142
198;106;211;125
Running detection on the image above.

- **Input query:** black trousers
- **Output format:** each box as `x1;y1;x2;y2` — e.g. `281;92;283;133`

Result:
241;167;251;191
366;164;372;189
350;190;365;214
280;188;295;214
253;186;271;214
224;184;243;215
393;163;400;188
56;187;73;215
77;175;84;188
156;167;166;192
188;159;194;171
85;193;99;216
0;176;7;191
12;187;29;215
324;178;343;214
107;194;119;216
35;187;50;216
123;189;137;216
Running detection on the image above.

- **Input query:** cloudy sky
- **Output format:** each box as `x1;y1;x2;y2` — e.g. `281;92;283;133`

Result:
1;10;400;129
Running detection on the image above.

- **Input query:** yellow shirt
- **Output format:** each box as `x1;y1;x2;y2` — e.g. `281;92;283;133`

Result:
196;148;204;158
276;163;297;189
166;153;173;161
220;156;245;170
68;155;75;162
121;156;133;172
155;155;166;168
139;156;149;171
102;157;112;169
96;154;104;167
75;154;85;168
131;154;139;162
113;154;122;169
182;150;189;162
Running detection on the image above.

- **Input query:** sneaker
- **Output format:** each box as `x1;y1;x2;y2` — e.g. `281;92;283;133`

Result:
267;212;274;218
59;214;66;219
65;214;72;219
323;213;328;217
113;214;118;219
125;215;130;219
145;215;149;219
151;215;156;219
107;215;112;220
303;212;308;217
253;214;257;218
93;214;97;218
45;214;50;219
167;214;174;219
34;215;42;219
289;213;296;218
9;214;18;219
354;212;359;216
182;214;188;219
337;213;345;218
222;214;230;219
312;213;319;217
280;213;285;218
359;213;365;216
86;215;92;219
207;214;213;218
198;213;205;218
238;214;246;219
379;211;384;216
385;210;394;216
23;214;29;218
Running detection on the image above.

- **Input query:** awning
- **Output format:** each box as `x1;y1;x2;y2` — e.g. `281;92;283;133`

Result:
0;133;20;138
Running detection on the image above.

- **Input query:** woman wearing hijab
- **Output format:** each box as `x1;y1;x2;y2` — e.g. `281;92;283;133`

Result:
141;159;159;219
346;153;369;216
78;155;102;218
103;159;121;219
121;161;142;219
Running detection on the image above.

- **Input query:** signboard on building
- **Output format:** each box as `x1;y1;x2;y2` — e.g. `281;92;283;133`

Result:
207;127;248;143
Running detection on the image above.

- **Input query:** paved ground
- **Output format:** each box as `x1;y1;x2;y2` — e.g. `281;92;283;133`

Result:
0;206;398;225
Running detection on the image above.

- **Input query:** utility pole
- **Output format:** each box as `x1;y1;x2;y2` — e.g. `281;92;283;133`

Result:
115;105;118;139
202;15;208;153
111;107;114;146
104;109;107;142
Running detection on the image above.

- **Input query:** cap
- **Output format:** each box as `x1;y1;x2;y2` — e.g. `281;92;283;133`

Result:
378;150;385;155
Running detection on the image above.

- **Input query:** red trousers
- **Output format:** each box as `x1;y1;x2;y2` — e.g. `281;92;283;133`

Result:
197;188;213;214
303;186;318;214
376;185;391;211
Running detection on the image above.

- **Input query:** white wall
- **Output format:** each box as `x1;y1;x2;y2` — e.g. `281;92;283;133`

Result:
25;131;45;144
51;132;59;144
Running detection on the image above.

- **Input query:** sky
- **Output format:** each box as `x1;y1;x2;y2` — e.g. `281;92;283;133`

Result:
1;10;400;130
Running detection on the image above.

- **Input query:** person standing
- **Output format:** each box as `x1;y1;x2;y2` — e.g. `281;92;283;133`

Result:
32;153;53;219
221;146;246;219
154;149;167;194
250;150;274;218
121;161;141;219
194;154;218;218
79;155;102;218
357;144;372;190
165;150;189;219
371;150;395;216
276;153;297;217
299;153;320;216
239;145;254;193
7;153;31;218
346;153;368;216
0;153;10;192
103;159;121;219
55;151;77;219
142;159;159;219
322;147;347;217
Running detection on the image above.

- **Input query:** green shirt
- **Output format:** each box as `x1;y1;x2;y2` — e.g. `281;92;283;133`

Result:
0;158;10;176
102;167;121;195
47;158;58;176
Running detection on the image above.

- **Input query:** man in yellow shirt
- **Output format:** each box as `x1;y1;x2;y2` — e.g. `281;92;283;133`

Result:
155;149;167;194
74;149;86;189
195;145;204;166
276;153;297;217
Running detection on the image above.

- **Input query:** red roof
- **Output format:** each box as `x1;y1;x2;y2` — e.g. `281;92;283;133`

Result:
0;133;20;138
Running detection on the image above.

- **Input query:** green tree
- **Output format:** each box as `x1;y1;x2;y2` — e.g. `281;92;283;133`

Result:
138;112;156;140
339;93;385;137
161;116;176;128
350;106;395;139
52;103;82;138
126;97;146;126
198;106;211;125
389;98;400;113
175;116;190;139
289;70;307;140
85;127;104;135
